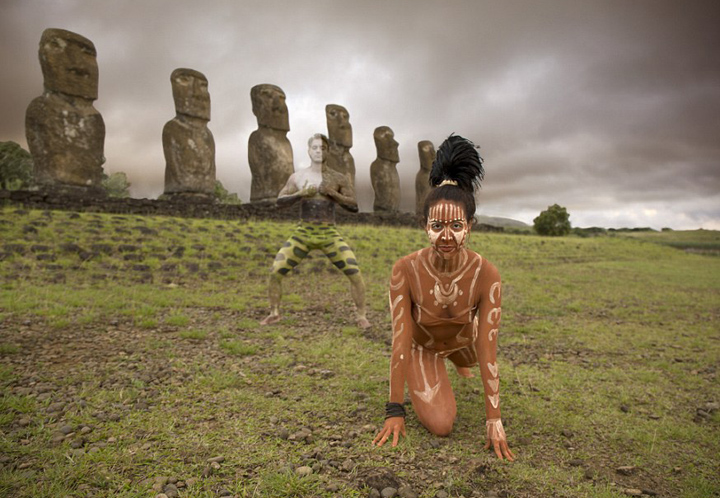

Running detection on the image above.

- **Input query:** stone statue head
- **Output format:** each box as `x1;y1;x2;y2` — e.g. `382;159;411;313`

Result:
418;140;435;171
326;104;352;147
171;68;210;121
307;133;329;164
374;126;399;163
251;84;290;131
38;28;99;100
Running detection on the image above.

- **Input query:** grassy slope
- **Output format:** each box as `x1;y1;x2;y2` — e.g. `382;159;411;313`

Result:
0;207;718;497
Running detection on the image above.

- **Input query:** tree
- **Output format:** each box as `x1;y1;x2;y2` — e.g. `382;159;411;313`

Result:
102;172;131;198
214;180;241;205
0;141;33;190
533;203;571;236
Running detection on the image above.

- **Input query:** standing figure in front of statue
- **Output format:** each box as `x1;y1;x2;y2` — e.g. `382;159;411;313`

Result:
162;68;216;199
416;140;436;216
326;104;355;187
248;84;294;203
260;133;371;329
370;126;401;212
26;28;105;194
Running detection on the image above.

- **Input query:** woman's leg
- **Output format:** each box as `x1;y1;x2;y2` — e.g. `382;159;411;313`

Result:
447;346;479;378
406;344;457;436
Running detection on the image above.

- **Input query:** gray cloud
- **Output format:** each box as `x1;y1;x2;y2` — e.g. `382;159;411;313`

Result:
2;0;719;229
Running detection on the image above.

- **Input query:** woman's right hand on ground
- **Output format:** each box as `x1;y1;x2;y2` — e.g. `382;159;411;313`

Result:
372;417;406;447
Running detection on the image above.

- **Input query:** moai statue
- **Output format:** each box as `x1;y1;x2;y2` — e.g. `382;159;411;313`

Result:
326;104;355;186
25;28;105;195
416;140;436;215
248;84;294;203
162;68;216;199
370;126;400;213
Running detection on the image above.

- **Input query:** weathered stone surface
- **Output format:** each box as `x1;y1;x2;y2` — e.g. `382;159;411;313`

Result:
162;68;216;198
25;28;105;193
248;84;293;203
326;104;355;186
415;140;435;215
370;126;400;212
2;189;439;229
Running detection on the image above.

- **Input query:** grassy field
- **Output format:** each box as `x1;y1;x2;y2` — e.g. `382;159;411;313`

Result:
0;206;718;498
613;229;720;256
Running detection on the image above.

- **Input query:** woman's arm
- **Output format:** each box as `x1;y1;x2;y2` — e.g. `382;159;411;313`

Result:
474;262;515;461
373;260;414;447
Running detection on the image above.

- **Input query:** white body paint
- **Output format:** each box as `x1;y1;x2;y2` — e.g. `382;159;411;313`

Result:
293;168;323;190
487;362;498;378
412;344;441;403
489;281;501;305
486;418;507;441
487;307;501;325
488;393;500;409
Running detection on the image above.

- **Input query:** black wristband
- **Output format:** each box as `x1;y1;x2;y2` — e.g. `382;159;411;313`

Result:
385;402;406;419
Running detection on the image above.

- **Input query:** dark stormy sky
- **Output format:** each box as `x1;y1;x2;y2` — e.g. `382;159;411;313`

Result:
2;0;719;229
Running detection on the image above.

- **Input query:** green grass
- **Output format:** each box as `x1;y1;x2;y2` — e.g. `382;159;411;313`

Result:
0;206;718;497
219;340;258;356
179;329;209;341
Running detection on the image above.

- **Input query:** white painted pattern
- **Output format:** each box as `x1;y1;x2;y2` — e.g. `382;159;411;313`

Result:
487;307;501;325
487;362;498;378
488;393;499;409
389;271;405;291
489;281;501;305
412;344;441;403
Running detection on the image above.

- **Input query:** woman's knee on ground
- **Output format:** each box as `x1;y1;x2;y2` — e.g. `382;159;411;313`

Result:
419;407;456;437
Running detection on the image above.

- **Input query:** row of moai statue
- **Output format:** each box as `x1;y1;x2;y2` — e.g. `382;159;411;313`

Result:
24;28;437;213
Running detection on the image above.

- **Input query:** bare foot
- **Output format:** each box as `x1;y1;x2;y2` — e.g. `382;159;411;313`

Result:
356;316;372;330
260;313;282;325
456;366;474;378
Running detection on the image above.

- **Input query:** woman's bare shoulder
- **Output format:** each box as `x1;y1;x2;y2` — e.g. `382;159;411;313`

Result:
392;247;428;271
477;253;500;279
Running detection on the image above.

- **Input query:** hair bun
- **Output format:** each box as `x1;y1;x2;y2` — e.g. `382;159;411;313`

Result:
429;134;484;192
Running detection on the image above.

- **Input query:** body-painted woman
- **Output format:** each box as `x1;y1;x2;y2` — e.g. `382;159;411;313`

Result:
373;135;514;461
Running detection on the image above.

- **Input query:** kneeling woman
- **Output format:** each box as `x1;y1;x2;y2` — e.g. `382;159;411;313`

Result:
373;135;514;461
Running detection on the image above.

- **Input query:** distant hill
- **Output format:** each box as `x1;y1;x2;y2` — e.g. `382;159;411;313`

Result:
475;214;529;228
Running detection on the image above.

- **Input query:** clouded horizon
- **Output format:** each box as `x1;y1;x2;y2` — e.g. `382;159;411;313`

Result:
2;0;719;230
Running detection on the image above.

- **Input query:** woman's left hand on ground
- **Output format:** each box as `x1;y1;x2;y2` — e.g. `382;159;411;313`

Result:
485;436;515;461
485;418;515;461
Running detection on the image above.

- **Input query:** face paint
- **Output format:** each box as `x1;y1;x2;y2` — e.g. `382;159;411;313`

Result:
426;201;469;260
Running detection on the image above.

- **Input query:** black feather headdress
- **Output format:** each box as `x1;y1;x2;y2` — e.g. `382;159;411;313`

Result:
428;134;484;192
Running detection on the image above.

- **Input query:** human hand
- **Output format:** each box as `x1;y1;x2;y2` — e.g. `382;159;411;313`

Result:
484;418;515;461
318;182;334;196
372;417;406;447
304;185;318;197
